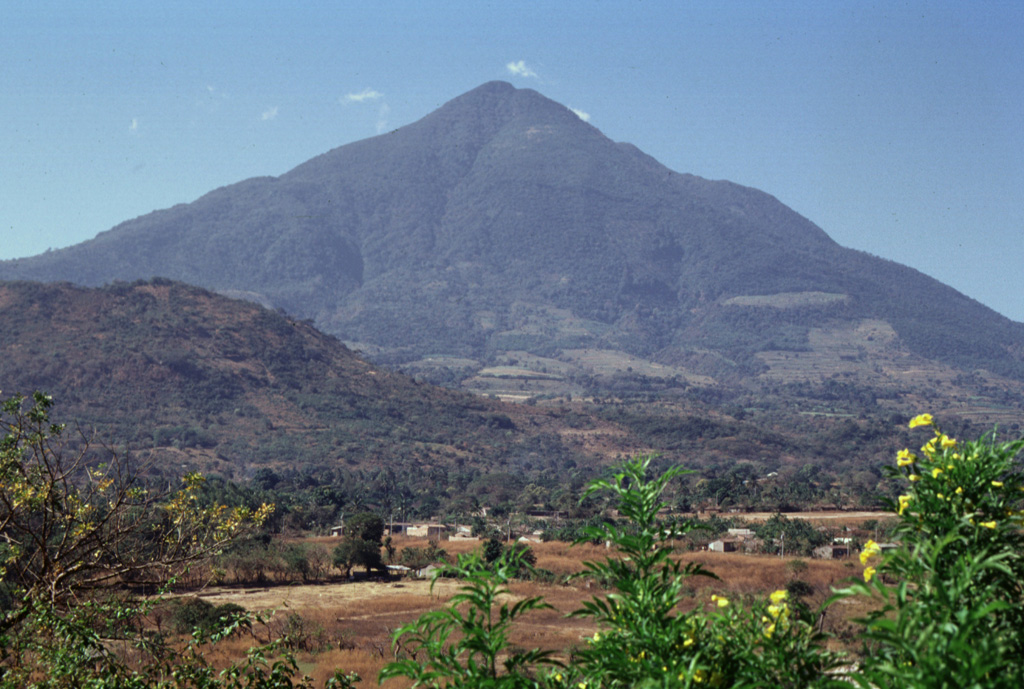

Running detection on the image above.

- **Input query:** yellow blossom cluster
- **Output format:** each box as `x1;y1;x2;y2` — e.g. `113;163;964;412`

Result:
860;539;882;582
908;413;933;428
762;589;790;638
898;413;1019;533
896;449;916;467
895;414;963;512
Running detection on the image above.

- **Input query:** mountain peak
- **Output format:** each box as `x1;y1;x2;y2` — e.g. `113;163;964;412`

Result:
464;80;517;95
3;82;1023;390
419;80;579;132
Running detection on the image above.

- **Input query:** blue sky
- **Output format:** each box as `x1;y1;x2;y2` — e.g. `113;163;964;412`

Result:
4;1;1023;321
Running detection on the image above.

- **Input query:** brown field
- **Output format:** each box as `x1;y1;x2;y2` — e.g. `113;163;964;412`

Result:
187;536;874;686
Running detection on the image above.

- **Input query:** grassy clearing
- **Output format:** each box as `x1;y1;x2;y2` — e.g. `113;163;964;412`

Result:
723;292;849;309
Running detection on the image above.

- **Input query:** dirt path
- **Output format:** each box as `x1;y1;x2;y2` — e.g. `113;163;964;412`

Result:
735;510;890;522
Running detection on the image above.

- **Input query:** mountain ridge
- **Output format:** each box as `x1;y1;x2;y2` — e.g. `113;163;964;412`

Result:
0;278;635;479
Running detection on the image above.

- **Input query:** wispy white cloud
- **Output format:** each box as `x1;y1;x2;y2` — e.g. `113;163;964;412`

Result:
376;103;391;134
506;60;538;78
570;108;591;122
343;88;384;104
128;118;139;134
261;106;279;121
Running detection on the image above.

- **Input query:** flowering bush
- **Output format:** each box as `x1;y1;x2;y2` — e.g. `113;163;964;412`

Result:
838;414;1024;689
566;457;845;689
0;392;292;688
382;418;1024;688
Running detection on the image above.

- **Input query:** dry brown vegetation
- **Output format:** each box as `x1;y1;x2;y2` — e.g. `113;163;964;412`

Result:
184;536;871;685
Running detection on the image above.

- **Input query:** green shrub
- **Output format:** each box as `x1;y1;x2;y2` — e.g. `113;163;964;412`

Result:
380;548;557;687
568;456;844;688
837;414;1024;688
383;456;846;688
171;598;249;636
398;542;450;570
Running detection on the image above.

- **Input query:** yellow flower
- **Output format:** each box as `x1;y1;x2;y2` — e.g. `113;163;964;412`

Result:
856;536;880;565
932;468;943;478
921;438;937;456
898;495;912;515
554;673;562;682
768;604;783;618
980;521;997;529
863;566;876;582
860;539;881;564
909;413;933;428
683;636;694;648
991;481;1004;488
940;435;957;449
711;594;729;608
764;622;777;638
955;487;963;495
769;589;788;605
908;474;920;482
897;449;916;467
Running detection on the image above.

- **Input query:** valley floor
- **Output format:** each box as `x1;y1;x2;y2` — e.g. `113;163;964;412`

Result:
188;537;870;686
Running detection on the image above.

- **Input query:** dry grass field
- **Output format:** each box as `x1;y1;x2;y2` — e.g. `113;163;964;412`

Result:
186;536;873;686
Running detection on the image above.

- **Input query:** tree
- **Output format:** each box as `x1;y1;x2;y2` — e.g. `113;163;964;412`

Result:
483;537;505;565
282;543;312;582
754;512;829;556
0;392;278;685
332;511;384;576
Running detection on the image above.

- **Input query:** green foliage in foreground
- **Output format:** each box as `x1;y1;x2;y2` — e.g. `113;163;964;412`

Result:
0;392;319;689
4;391;1024;688
383;422;1024;689
382;456;847;689
835;414;1024;688
380;549;557;688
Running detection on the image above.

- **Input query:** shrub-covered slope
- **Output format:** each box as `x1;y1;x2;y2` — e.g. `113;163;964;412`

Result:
0;279;622;478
